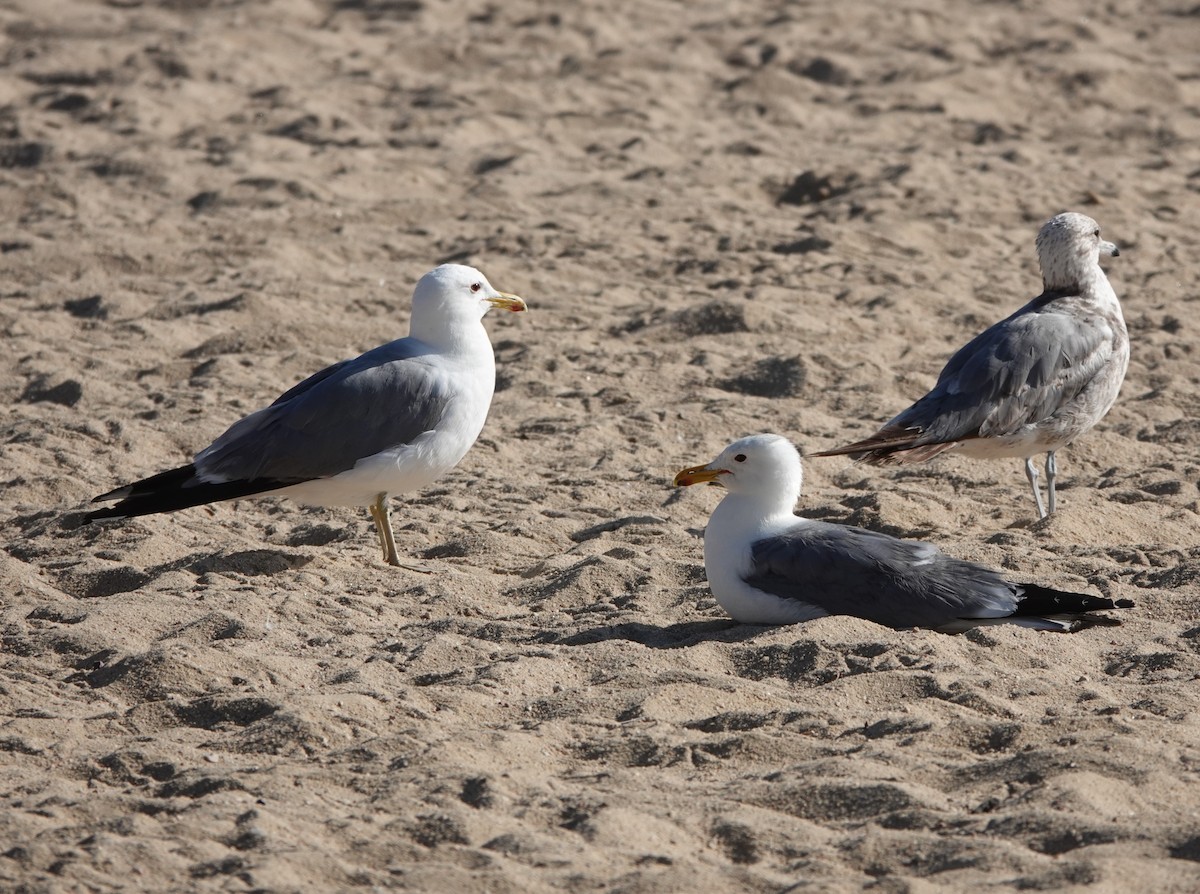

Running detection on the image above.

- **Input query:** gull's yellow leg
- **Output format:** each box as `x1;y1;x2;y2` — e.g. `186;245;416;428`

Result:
369;493;401;566
368;493;434;571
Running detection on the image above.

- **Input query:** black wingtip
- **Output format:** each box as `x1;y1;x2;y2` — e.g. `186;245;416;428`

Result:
1015;584;1135;620
83;505;126;523
85;463;301;521
90;486;130;505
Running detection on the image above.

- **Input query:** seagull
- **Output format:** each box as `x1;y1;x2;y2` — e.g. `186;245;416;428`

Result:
674;434;1132;632
812;212;1127;519
86;264;527;567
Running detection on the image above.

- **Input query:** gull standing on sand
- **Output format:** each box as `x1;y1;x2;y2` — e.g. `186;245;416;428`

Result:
813;212;1127;519
674;434;1132;632
86;264;527;567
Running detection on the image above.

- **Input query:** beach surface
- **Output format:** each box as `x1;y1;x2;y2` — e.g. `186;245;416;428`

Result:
3;0;1200;890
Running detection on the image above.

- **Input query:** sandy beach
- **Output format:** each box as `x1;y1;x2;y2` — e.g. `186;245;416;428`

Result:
3;0;1200;890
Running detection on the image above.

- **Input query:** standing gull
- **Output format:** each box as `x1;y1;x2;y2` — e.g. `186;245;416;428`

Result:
86;264;527;567
813;212;1127;518
674;434;1132;632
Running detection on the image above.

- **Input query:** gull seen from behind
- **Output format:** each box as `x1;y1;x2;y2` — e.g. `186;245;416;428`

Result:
813;212;1127;519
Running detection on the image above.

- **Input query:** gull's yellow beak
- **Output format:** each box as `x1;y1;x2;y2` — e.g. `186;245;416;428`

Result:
673;464;727;487
487;291;528;313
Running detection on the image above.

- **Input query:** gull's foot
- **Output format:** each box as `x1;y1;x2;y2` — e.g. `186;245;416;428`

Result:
385;556;435;573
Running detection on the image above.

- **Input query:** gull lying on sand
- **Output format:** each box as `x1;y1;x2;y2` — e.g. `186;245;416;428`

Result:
813;212;1127;519
86;264;527;567
674;434;1132;632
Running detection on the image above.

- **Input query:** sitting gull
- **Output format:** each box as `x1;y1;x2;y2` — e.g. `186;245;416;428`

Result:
86;264;527;567
813;212;1127;519
674;434;1132;632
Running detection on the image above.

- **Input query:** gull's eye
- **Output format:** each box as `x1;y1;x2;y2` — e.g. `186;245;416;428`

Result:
1093;228;1100;237
734;454;746;463
470;282;482;293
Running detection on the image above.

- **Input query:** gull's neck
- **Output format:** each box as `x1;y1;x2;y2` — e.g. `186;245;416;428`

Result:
1091;266;1122;318
409;311;493;359
1045;262;1123;324
710;489;799;536
1042;253;1112;296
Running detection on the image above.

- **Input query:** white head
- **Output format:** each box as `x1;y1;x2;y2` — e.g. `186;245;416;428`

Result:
674;434;803;515
1035;212;1119;292
409;264;526;344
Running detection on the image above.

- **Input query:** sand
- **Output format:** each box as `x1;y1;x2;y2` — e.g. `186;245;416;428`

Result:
3;0;1200;890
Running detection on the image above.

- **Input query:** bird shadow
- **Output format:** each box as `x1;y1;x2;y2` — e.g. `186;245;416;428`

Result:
153;549;314;579
554;619;775;649
11;508;68;533
51;549;315;599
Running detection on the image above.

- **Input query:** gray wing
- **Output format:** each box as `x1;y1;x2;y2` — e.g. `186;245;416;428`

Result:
891;293;1118;444
744;520;1020;629
194;338;455;483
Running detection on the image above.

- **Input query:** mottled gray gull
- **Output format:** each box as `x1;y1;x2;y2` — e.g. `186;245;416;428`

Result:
674;434;1132;632
86;264;527;567
813;211;1127;519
